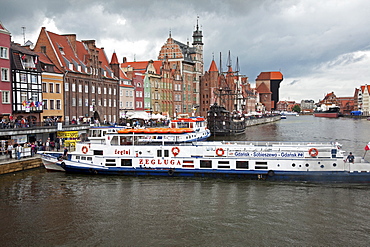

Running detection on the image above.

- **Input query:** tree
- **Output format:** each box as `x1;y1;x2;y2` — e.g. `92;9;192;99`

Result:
292;105;301;113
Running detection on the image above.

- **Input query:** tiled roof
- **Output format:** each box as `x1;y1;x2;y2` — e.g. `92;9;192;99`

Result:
256;82;271;94
110;52;119;65
208;60;218;72
42;28;115;79
256;71;283;80
121;60;163;74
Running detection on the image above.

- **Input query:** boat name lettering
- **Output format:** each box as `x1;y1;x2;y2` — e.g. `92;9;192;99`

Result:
234;151;304;158
139;159;181;166
114;149;131;155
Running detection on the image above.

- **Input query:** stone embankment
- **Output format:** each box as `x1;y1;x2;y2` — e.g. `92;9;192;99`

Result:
245;115;281;126
0;155;43;175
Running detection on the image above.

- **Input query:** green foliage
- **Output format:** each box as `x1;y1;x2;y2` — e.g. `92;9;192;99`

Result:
292;105;301;113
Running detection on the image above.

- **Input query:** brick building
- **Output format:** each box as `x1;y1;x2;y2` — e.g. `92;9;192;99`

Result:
0;21;12;120
33;27;119;124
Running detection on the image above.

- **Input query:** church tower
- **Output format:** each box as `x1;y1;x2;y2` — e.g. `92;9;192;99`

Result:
191;17;204;111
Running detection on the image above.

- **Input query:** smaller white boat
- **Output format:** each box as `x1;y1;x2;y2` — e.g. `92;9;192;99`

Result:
41;151;65;171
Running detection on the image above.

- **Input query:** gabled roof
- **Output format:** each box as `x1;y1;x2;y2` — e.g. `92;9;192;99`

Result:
0;21;10;35
35;52;63;73
256;82;271;94
110;52;119;65
208;60;218;72
41;28;115;79
256;71;283;80
121;60;162;74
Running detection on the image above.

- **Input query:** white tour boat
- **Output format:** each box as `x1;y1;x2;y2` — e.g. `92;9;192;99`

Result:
46;129;370;182
41;117;210;171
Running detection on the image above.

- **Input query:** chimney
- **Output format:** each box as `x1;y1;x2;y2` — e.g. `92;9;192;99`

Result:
123;57;127;63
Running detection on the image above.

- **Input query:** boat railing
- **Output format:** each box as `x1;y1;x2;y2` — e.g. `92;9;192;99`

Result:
196;141;339;147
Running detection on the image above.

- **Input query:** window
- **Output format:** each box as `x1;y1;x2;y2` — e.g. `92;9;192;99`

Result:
1;68;9;81
49;83;54;93
79;84;82;93
85;85;88;93
85;98;89;106
56;100;61;110
0;47;8;59
72;98;76;106
42;83;47;92
65;82;69;91
98;87;101;94
114;88;116;95
50;99;55;110
109;88;111;94
104;87;107;94
1;91;10;103
79;98;82;106
72;83;76;92
43;100;48;109
92;85;95;93
104;99;107;107
56;83;60;93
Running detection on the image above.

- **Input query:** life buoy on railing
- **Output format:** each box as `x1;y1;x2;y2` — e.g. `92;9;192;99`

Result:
308;148;319;157
172;147;180;156
216;148;225;156
82;146;88;154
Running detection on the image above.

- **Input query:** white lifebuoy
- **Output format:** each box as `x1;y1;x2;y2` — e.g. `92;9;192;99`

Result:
172;147;180;156
308;148;319;157
216;148;224;156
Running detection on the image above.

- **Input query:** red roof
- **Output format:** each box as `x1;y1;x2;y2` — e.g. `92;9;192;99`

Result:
256;71;283;80
42;28;115;79
256;82;271;94
121;60;162;74
110;52;119;65
208;60;218;72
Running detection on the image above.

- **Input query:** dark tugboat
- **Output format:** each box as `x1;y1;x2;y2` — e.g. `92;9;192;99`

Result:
207;103;246;135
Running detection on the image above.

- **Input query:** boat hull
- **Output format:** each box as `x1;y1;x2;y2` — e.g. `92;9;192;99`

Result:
59;164;370;183
41;153;65;171
314;112;339;118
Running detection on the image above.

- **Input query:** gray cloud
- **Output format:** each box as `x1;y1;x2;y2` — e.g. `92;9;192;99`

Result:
2;0;370;101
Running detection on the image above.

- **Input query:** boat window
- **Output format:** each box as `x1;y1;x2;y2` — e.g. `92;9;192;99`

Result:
200;160;212;168
94;150;103;155
236;161;249;169
105;159;116;166
81;156;87;160
87;157;92;161
157;149;162;157
218;165;230;169
111;136;119;145
164;150;169;157
255;161;268;169
75;156;80;159
218;161;229;164
121;159;132;166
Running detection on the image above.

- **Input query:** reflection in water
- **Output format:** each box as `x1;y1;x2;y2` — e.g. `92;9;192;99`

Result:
1;116;370;246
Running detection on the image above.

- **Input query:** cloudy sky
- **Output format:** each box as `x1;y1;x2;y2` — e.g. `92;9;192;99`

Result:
1;0;370;102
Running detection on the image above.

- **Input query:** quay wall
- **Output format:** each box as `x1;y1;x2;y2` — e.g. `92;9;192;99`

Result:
0;157;43;175
245;115;281;126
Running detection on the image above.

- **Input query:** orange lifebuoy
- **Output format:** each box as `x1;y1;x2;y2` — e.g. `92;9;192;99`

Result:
308;148;318;157
216;148;224;156
82;146;88;154
172;147;180;156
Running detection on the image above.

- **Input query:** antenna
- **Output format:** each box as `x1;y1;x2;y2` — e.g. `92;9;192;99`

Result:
219;52;222;74
22;26;26;45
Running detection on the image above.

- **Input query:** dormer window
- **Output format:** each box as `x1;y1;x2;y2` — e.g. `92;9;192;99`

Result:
59;46;65;55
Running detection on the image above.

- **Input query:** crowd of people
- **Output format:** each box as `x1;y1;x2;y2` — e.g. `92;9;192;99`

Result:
0;137;68;160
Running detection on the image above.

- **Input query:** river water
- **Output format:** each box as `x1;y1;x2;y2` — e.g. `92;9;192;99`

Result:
1;115;370;246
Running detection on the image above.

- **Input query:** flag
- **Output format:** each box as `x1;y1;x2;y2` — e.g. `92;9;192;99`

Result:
21;54;26;60
365;142;370;151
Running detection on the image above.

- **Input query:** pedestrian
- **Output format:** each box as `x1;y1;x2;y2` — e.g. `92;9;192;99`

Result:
45;139;50;151
31;142;36;156
7;144;12;159
63;147;68;159
15;144;22;160
346;152;355;163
